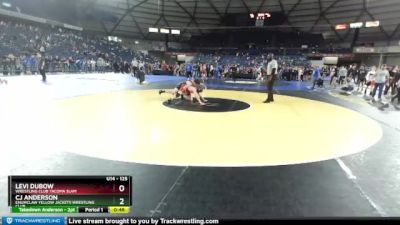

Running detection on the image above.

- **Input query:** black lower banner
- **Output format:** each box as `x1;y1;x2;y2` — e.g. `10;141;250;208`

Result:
67;218;219;225
66;217;400;225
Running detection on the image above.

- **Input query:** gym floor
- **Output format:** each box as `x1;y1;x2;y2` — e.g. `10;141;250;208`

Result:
0;73;399;217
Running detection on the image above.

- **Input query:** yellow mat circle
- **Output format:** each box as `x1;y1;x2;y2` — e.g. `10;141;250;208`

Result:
30;89;381;167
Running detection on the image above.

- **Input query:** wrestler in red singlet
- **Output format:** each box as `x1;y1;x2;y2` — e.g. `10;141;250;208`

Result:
179;84;191;96
179;81;196;96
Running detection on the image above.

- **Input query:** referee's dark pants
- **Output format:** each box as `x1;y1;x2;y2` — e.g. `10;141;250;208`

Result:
39;69;46;82
267;75;276;101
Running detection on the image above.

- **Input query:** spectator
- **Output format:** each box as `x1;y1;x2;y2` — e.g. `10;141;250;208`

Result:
186;62;192;78
338;66;348;86
371;64;390;102
365;66;376;96
311;66;321;89
391;78;400;105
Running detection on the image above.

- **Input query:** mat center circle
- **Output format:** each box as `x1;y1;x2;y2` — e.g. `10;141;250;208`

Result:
162;97;251;112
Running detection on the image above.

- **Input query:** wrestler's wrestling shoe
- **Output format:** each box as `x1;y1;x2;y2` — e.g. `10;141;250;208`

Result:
263;99;274;103
159;90;165;95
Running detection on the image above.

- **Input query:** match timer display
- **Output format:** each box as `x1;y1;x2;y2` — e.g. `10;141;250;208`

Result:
8;176;132;214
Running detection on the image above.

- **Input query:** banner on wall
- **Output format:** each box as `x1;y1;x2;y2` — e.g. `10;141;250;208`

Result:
323;57;339;65
177;55;186;62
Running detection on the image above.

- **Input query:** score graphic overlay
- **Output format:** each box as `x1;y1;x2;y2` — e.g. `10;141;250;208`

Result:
8;176;132;214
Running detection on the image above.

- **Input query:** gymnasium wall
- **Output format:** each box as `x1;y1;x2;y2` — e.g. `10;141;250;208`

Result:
358;54;400;66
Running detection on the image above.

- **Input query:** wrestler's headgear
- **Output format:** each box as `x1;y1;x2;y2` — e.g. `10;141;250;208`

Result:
194;79;203;85
197;84;205;93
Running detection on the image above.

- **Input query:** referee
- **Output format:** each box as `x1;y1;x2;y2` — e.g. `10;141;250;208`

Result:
38;53;46;82
263;53;278;103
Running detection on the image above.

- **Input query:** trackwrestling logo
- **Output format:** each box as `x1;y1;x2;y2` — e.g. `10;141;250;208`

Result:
1;217;65;225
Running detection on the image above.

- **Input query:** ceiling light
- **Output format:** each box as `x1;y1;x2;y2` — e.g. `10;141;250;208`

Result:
349;22;363;29
365;21;380;27
148;27;159;33
2;2;12;7
335;24;347;30
171;29;180;35
160;28;170;34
